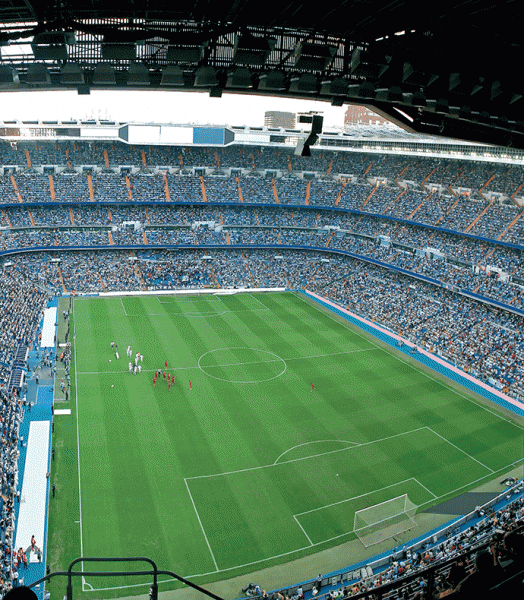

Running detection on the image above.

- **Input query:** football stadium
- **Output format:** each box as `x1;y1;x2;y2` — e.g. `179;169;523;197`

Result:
1;3;524;600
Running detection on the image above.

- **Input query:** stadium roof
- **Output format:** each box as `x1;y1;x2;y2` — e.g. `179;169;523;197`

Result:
0;2;522;149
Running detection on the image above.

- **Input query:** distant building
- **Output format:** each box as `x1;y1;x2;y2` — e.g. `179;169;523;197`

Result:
264;111;296;129
344;105;390;126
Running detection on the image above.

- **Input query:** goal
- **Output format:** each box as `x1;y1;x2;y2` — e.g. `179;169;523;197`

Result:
353;494;418;548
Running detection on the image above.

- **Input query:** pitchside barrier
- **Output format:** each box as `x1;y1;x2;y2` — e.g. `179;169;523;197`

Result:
303;289;524;419
99;287;286;297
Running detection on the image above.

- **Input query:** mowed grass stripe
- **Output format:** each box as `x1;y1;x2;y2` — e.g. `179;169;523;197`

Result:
186;429;430;566
57;292;524;597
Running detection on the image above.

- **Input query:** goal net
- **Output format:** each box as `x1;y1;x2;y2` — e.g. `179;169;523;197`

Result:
353;494;418;548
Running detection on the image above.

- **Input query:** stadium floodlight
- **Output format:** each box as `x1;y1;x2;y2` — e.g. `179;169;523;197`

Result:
351;47;390;79
92;64;116;85
102;43;136;61
226;67;253;88
194;66;218;87
289;74;318;93
294;41;336;71
0;65;19;87
60;63;84;85
258;70;286;90
354;494;418;548
375;86;403;102
321;77;349;96
160;66;185;86
233;34;276;66
31;31;75;60
26;64;51;86
127;62;150;86
167;45;204;63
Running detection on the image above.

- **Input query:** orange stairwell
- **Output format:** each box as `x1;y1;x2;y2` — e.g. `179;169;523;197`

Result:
87;174;95;202
465;198;495;233
1;209;12;227
10;176;23;203
382;189;406;215
360;184;378;210
334;181;346;206
49;175;56;201
69;208;74;226
272;179;279;203
57;267;67;294
236;177;244;203
125;176;133;200
498;210;524;240
408;191;432;221
200;176;207;201
305;181;311;205
163;173;171;202
25;149;32;168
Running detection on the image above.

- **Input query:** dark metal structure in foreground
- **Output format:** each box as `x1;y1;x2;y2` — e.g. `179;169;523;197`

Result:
0;2;522;148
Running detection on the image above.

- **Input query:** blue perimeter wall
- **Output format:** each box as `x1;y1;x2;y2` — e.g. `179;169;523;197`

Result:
301;290;524;420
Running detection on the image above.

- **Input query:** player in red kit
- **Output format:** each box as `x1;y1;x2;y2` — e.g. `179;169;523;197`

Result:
163;372;166;381
189;380;192;390
168;380;171;391
311;383;315;392
165;360;168;369
171;374;175;385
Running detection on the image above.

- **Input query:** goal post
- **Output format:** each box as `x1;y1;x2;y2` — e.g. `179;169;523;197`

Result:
353;494;418;548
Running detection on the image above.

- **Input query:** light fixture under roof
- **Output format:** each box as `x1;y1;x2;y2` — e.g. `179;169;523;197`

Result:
60;63;84;85
92;64;116;85
160;65;185;86
233;34;276;66
194;66;218;87
26;64;51;86
258;70;286;91
294;41;336;71
226;67;253;88
102;43;136;61
127;62;149;86
31;31;75;60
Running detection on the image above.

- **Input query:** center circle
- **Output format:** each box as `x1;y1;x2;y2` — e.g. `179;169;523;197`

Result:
198;347;287;383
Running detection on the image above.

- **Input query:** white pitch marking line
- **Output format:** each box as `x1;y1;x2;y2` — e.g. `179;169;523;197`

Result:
296;292;524;432
85;455;524;592
119;297;129;317
73;298;85;575
294;477;418;517
185;427;428;481
249;295;271;311
425;426;495;473
274;439;360;465
412;477;438;499
77;348;379;376
184;479;219;572
293;515;314;546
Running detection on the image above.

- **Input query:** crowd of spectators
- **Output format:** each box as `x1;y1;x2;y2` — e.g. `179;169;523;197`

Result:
0;266;48;596
294;490;524;599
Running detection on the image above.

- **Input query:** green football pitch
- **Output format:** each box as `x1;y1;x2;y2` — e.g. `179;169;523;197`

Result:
47;291;524;597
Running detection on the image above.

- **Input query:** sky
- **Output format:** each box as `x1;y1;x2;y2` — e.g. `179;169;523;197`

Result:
0;89;349;129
